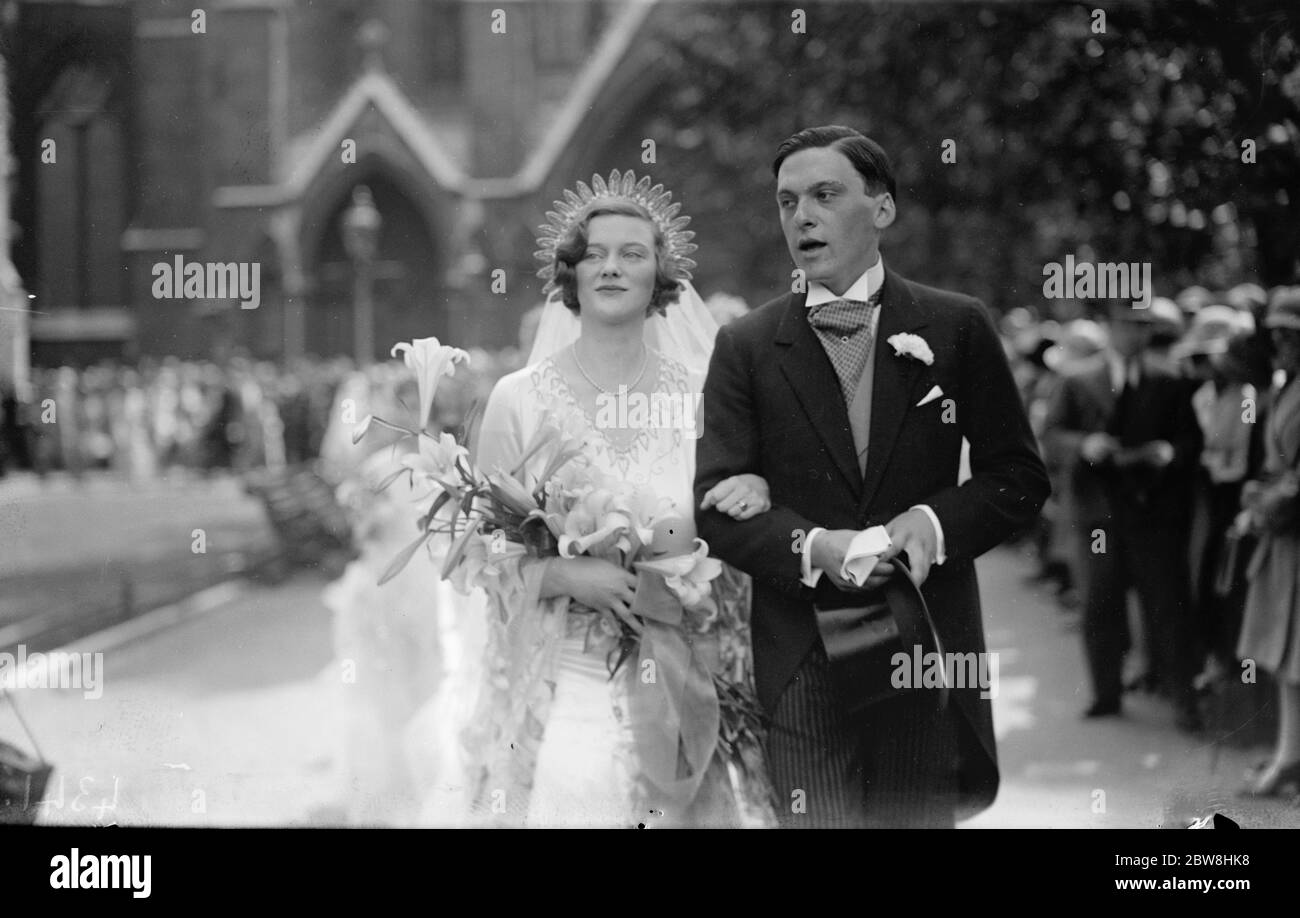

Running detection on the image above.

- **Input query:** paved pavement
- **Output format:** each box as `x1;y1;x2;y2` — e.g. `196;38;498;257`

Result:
6;576;340;827
968;544;1298;828
0;471;279;649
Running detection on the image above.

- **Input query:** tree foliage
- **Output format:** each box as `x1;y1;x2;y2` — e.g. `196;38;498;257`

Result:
633;0;1300;313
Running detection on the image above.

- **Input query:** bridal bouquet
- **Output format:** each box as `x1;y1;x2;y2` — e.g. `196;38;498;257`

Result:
351;336;581;588
358;337;771;806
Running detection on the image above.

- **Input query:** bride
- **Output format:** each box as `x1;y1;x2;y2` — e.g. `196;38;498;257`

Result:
418;172;776;827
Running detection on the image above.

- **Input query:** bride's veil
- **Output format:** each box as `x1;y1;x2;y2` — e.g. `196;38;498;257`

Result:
406;278;720;825
526;279;720;376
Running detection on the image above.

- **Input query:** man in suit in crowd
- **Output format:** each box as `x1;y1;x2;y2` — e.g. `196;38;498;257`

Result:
695;126;1050;827
1043;299;1204;731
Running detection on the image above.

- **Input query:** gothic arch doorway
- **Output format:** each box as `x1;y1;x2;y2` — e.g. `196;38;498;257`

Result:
301;167;444;362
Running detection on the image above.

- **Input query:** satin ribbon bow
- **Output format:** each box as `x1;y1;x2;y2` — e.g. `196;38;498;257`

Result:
622;566;721;812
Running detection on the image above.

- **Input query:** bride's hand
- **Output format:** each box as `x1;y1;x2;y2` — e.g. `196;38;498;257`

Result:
700;473;771;520
545;556;638;621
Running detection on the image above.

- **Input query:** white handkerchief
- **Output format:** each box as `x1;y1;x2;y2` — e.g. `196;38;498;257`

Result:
916;385;944;407
840;525;893;587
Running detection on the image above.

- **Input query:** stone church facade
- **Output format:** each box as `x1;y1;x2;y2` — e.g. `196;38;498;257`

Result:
5;0;676;375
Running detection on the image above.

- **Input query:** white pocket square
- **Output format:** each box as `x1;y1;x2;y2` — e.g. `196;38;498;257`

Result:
916;385;944;407
840;526;893;587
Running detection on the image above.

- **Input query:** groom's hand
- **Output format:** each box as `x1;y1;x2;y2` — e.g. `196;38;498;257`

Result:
811;529;895;592
882;509;939;587
700;474;771;520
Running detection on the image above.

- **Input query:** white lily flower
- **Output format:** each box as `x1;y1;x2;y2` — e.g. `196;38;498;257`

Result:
487;469;539;516
391;337;470;431
401;431;468;485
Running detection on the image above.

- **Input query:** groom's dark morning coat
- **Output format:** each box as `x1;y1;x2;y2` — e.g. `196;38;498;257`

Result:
695;268;1050;819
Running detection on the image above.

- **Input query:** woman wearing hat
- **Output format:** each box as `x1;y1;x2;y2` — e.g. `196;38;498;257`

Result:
1235;288;1300;796
1177;311;1266;688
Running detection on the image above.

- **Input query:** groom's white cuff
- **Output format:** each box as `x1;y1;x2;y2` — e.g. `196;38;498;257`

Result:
801;527;826;588
802;506;946;589
909;504;947;565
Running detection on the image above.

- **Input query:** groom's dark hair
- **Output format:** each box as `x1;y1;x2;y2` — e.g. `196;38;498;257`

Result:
773;126;897;203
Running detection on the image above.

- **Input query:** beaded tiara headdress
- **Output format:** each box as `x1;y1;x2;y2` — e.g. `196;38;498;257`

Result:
534;169;698;294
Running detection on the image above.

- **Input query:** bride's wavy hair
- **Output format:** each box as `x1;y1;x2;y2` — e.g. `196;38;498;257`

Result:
552;200;682;318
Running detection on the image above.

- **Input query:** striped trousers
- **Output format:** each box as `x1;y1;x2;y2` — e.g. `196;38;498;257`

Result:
765;641;961;828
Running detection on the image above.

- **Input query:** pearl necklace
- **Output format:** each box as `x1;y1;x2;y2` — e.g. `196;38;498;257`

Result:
571;341;649;395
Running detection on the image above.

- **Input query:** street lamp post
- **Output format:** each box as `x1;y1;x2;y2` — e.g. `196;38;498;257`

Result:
443;199;487;345
341;186;382;366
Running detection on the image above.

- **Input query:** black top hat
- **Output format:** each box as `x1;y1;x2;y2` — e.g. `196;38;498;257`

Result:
814;559;950;717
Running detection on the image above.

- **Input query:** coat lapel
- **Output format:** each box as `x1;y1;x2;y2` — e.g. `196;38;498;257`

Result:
858;270;929;513
776;290;863;499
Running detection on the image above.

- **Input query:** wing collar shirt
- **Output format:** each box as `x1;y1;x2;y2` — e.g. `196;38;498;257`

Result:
800;256;948;587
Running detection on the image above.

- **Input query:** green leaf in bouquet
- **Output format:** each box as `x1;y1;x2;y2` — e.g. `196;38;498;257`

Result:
454;453;479;489
510;423;560;479
441;516;485;580
351;414;375;445
444;487;467;538
417;489;454;532
378;530;434;586
461;398;484;448
431;477;465;499
373;465;413;494
362;415;420;440
538;446;587;488
451;487;482;535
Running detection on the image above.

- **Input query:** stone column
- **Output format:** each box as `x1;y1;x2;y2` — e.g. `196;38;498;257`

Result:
0;51;31;394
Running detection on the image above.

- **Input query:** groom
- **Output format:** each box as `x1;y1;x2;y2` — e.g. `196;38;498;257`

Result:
695;126;1049;827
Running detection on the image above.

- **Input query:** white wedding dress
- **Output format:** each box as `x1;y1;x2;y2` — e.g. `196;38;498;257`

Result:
481;352;708;827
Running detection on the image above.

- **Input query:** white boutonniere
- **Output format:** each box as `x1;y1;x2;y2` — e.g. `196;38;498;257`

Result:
887;333;934;366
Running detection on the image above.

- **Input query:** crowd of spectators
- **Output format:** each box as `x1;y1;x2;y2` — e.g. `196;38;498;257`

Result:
0;355;346;480
0;348;525;484
1008;281;1300;796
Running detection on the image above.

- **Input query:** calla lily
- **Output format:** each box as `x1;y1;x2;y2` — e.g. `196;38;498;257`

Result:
558;513;634;559
556;484;640;559
636;537;723;619
391;337;470;431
